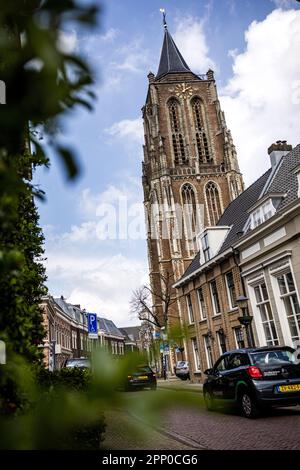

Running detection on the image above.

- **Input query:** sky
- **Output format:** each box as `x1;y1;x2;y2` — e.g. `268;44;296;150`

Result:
35;0;300;327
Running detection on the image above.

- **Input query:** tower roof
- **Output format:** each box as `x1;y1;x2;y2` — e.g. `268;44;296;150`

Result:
156;28;191;79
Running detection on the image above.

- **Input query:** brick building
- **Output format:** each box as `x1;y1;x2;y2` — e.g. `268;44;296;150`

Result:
174;142;300;382
41;296;126;369
142;20;243;371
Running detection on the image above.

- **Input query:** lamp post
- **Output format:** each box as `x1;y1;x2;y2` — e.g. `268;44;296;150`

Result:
160;326;167;380
236;295;255;348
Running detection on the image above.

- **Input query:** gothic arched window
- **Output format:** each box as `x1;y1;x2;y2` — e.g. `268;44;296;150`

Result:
206;181;222;225
168;98;187;165
191;98;212;164
181;183;197;235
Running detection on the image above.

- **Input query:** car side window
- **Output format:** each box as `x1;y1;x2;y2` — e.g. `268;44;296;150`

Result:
214;356;230;372
228;353;250;369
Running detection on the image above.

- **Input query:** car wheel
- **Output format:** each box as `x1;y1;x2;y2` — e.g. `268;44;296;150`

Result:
204;391;215;411
239;391;260;419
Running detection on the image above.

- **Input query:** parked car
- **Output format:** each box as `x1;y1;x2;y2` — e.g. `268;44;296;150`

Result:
174;361;190;380
125;364;157;391
63;357;91;369
203;346;300;418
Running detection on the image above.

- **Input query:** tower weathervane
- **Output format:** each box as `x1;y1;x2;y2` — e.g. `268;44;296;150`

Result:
159;8;167;29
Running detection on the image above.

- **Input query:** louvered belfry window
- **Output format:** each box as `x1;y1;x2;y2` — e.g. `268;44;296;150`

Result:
206;181;222;225
168;99;187;165
192;98;211;164
182;183;197;235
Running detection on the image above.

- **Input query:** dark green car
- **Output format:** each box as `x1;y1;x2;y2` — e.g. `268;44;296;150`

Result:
203;346;300;418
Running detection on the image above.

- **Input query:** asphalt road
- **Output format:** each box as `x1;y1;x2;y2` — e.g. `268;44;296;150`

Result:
105;385;300;450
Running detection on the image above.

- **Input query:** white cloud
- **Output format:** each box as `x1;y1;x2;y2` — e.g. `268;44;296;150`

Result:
105;118;143;143
58;30;78;53
43;174;146;324
46;252;148;326
63;221;98;242
100;28;119;43
220;8;300;184
174;15;216;74
271;0;297;8
110;38;150;74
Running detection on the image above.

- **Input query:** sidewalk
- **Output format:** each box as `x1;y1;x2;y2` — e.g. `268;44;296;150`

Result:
157;377;203;393
102;409;198;450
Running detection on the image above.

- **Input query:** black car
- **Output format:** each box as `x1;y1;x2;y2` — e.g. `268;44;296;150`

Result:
203;346;300;418
126;365;157;391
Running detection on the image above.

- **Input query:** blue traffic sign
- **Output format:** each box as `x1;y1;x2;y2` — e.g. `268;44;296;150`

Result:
88;313;98;335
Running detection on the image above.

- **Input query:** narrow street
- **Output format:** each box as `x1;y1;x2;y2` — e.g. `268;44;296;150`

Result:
103;380;300;450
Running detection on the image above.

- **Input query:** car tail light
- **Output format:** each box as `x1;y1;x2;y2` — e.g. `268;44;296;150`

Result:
246;366;263;379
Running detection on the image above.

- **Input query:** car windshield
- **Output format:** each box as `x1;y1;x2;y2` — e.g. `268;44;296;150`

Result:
65;359;90;368
251;349;297;366
136;366;152;373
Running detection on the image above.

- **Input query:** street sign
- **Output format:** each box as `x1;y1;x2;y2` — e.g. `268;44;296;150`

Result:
88;313;98;339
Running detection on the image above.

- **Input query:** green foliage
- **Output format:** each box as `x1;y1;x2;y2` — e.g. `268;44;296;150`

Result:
0;1;99;362
37;366;92;392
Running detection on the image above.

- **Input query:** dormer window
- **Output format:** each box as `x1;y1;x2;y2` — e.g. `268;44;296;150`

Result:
246;196;282;231
252;200;274;227
197;226;230;265
201;233;211;262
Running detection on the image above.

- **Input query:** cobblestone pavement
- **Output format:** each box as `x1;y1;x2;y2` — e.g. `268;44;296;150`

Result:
157;385;300;450
102;410;197;450
103;381;300;450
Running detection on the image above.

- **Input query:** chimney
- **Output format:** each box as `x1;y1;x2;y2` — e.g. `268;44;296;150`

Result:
268;140;292;168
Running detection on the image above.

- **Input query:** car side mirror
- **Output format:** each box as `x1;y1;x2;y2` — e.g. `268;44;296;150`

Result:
204;368;213;375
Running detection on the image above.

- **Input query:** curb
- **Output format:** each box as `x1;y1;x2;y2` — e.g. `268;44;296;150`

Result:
127;410;209;450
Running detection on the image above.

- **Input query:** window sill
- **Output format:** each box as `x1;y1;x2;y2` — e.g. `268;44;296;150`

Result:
199;319;207;324
212;313;222;319
193;370;202;375
188;322;195;327
228;307;238;313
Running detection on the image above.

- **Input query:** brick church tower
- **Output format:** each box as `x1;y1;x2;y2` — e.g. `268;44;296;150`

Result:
142;19;243;352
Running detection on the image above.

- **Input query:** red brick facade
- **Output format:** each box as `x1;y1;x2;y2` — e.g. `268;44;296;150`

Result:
142;40;244;371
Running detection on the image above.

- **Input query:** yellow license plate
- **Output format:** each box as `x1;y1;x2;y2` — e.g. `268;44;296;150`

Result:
278;384;300;392
138;375;148;380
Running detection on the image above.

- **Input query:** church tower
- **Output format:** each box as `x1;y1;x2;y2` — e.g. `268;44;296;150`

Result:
142;18;244;333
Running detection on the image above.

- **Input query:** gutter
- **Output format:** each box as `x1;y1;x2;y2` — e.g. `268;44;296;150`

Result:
173;247;232;288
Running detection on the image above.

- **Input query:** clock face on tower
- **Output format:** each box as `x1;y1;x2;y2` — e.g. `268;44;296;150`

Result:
175;83;193;100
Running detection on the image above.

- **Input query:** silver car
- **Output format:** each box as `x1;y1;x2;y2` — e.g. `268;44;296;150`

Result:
175;361;190;380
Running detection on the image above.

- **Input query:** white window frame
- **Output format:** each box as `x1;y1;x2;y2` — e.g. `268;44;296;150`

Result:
210;280;221;315
225;271;237;310
234;326;245;349
270;262;300;348
201;233;211;262
203;335;213;368
249;199;276;230
191;337;201;372
250;280;279;346
217;330;227;355
197;287;206;320
186;293;195;324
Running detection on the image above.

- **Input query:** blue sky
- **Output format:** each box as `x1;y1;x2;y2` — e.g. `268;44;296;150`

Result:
35;0;300;326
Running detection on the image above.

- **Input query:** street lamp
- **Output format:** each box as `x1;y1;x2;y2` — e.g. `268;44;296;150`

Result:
236;295;254;348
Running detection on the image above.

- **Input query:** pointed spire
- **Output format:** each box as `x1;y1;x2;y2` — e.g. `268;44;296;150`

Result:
156;11;191;79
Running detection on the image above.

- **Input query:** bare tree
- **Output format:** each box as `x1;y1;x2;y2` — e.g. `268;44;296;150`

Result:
130;271;177;328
